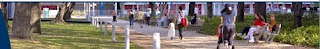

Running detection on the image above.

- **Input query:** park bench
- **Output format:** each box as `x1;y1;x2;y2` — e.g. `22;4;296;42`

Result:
195;18;205;26
265;24;282;43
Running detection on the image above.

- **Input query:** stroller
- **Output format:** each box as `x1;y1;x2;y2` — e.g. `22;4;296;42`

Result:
217;25;235;49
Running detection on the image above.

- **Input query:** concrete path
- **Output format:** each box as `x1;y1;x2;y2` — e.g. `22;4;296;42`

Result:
98;16;313;49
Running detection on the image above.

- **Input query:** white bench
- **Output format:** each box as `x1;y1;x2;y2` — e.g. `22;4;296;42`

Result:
265;24;282;43
195;18;205;26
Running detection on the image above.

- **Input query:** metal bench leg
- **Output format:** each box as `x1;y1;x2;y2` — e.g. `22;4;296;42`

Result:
269;35;276;43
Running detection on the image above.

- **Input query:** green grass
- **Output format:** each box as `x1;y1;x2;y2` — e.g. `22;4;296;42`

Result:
8;21;143;49
199;13;319;47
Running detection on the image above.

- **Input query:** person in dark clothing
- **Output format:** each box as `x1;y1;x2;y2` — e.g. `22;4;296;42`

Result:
237;26;251;37
190;14;197;24
177;6;185;40
112;11;117;22
128;9;134;27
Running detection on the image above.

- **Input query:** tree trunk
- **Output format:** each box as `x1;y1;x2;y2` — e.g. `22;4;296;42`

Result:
188;2;195;16
159;2;167;17
292;2;303;27
1;3;10;28
254;2;267;22
207;2;213;18
150;2;156;18
63;2;75;21
30;3;41;34
53;3;67;24
237;2;245;22
11;3;35;39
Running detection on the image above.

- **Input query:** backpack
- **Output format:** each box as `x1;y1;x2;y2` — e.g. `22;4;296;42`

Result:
179;13;188;27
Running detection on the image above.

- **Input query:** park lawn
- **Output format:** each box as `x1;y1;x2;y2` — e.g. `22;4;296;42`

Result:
8;21;143;49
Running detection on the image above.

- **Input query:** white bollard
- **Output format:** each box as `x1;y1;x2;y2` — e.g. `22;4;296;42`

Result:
96;19;99;28
125;25;130;49
112;23;116;42
104;23;108;36
91;17;94;25
153;32;160;49
94;18;97;26
99;20;103;32
92;17;95;25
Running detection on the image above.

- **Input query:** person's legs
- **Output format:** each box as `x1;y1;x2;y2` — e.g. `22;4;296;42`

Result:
146;17;150;25
113;16;116;22
158;19;164;26
254;26;263;42
178;24;183;40
129;18;133;25
246;27;257;42
238;26;251;36
139;20;143;28
158;20;162;26
222;26;230;46
228;25;236;48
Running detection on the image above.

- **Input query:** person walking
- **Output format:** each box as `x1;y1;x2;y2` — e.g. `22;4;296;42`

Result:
137;10;145;28
145;10;151;25
176;6;186;40
128;9;134;28
220;4;237;49
112;11;117;22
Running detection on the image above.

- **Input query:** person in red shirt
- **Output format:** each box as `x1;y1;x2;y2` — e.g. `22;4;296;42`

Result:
253;13;267;43
243;13;266;43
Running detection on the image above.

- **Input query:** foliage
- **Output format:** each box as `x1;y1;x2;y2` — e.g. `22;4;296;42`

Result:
199;13;319;47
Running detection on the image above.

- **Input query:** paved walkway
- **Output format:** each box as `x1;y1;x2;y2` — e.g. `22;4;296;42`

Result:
98;16;313;49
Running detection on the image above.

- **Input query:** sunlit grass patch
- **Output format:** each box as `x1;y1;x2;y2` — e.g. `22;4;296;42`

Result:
8;21;143;49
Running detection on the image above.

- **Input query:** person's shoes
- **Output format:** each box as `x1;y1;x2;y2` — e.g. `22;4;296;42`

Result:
249;39;255;43
243;36;249;40
244;38;249;40
228;45;233;49
253;41;259;43
140;26;143;28
237;33;243;36
171;37;173;40
180;37;183;40
225;43;229;48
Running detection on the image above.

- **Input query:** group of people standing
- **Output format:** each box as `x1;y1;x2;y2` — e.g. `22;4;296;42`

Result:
126;6;187;40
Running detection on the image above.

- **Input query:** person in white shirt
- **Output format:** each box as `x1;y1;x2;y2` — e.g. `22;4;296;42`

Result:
145;10;151;25
176;6;185;40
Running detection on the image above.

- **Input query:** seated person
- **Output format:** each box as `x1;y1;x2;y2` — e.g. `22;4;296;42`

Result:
268;13;277;33
190;14;198;24
158;14;167;26
242;14;265;43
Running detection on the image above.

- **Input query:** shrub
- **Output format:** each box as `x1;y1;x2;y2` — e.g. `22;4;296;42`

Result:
199;13;319;47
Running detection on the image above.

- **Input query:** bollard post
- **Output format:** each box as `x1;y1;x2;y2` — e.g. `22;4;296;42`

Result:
104;22;108;36
94;18;97;26
153;32;160;49
112;23;116;42
91;17;94;25
92;17;96;25
99;20;103;32
96;18;99;28
125;25;130;49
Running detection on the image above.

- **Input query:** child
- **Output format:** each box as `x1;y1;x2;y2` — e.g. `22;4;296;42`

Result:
167;20;175;40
